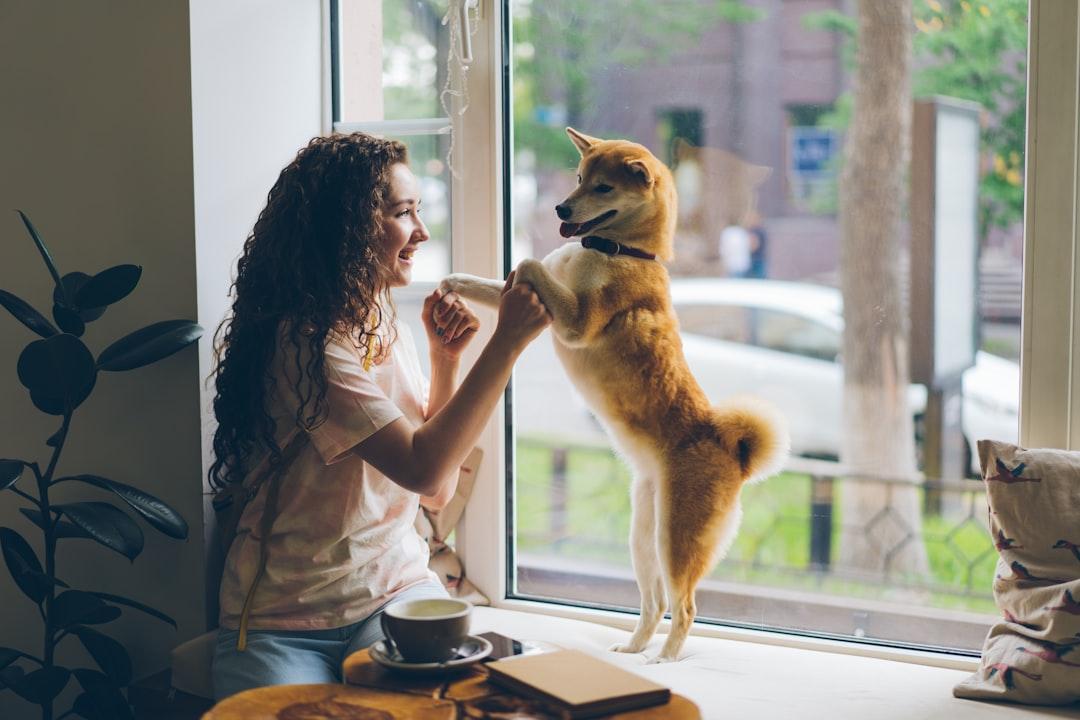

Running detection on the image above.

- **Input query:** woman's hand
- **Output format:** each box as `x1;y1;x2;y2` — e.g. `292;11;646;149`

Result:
492;270;552;353
423;288;480;360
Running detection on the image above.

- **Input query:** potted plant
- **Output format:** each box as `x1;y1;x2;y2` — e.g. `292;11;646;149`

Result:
0;211;202;720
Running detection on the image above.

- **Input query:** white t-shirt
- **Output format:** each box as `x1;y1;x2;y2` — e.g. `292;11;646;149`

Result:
219;324;438;631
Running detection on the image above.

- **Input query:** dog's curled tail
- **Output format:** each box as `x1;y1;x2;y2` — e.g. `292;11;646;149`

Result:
713;396;790;484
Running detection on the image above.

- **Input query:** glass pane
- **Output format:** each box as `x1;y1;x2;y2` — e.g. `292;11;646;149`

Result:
338;0;450;123
509;0;1027;652
334;2;455;283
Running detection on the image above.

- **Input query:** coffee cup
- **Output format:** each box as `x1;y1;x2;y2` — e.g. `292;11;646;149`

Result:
380;598;472;663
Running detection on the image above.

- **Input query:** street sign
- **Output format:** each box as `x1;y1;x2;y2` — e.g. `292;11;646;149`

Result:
789;127;838;180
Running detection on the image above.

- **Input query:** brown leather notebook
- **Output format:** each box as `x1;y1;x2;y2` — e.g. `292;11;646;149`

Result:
484;649;671;718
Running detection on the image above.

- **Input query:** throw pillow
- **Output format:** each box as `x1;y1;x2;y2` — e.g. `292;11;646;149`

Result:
414;447;489;606
953;440;1080;705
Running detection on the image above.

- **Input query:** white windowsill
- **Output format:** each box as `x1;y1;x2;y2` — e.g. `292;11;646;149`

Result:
474;603;1080;719
491;597;981;672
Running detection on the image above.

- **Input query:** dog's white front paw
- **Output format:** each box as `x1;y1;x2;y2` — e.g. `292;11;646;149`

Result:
439;274;466;294
609;641;645;654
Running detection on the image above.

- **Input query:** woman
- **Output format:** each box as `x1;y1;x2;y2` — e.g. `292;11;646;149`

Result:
209;133;550;698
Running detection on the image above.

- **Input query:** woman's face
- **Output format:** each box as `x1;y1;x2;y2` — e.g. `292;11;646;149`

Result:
376;162;429;288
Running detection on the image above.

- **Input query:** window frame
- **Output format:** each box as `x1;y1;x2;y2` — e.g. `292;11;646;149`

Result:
339;0;1080;665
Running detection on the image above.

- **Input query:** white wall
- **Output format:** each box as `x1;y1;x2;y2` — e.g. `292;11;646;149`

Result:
0;2;203;717
0;1;325;716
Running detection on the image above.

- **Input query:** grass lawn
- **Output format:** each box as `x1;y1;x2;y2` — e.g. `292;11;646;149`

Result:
514;438;998;615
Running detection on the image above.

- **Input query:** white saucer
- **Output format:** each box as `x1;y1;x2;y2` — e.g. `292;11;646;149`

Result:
369;635;492;674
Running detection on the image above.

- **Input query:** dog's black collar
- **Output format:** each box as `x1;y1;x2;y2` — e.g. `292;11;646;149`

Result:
581;235;657;261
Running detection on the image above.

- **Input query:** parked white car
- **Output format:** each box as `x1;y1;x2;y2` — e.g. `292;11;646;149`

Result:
513;278;1020;476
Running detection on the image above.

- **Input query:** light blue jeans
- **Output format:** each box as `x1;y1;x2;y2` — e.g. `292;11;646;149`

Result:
211;580;449;700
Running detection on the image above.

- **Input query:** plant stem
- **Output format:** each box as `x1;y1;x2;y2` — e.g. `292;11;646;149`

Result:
9;485;39;505
38;413;70;720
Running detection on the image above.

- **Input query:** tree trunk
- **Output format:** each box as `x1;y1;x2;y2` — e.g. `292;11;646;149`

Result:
837;0;929;578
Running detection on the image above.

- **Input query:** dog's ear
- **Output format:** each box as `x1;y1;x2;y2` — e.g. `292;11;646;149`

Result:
626;158;655;187
566;127;600;155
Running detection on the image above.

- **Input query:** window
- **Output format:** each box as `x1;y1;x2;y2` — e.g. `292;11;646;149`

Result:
506;0;1032;653
331;0;504;590
334;1;455;281
332;0;460;376
334;0;1080;659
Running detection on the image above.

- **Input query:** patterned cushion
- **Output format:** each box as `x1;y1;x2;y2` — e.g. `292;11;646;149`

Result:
414;447;489;606
954;440;1080;705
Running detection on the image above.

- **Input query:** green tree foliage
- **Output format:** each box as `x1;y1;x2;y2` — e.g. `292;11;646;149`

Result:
378;0;449;120
804;0;1028;238
914;0;1027;239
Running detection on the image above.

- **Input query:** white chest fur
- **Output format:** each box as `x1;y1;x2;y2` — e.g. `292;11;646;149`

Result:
542;242;609;292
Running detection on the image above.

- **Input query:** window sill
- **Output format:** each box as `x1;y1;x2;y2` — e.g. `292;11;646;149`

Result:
478;603;1078;719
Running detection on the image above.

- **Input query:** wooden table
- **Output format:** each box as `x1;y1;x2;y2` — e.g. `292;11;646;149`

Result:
202;649;700;719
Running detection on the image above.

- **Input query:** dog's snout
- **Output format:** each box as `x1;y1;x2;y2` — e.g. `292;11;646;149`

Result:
555;204;572;220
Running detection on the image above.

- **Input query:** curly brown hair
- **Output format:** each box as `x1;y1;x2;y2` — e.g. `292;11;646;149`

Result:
209;133;408;490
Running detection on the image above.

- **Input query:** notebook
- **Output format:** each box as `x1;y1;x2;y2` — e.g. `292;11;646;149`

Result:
484;649;671;718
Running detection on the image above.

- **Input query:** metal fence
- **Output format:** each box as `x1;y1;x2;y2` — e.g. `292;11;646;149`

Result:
515;438;997;611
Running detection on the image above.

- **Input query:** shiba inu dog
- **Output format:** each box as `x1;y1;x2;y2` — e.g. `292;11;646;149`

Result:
441;128;789;662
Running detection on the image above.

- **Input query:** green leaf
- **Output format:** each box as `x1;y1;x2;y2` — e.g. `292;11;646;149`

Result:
73;668;134;720
85;591;176;629
23;570;69;600
54;272;106;323
28;388;68;417
53;590;121;629
0;665;26;690
75;265;141;309
0;527;45;603
20;508;91;539
71;626;132;686
54;475;188;540
97;319;203;372
16;211;65;302
11;666;70;704
0;289;58;338
52;303;85;336
0;459;23;491
0;647;24;670
55;502;144;562
16;333;97;414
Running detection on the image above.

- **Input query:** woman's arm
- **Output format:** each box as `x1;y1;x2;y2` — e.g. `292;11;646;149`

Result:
353;278;549;497
419;354;460;509
425;349;461;420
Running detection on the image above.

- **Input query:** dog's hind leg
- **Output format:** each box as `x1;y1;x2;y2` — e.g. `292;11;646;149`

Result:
651;480;742;664
610;477;667;655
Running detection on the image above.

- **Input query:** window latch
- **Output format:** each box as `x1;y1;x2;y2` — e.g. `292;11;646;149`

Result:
442;0;480;66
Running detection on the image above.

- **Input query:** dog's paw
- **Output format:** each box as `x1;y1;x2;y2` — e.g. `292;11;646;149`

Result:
608;642;645;654
438;274;465;294
645;653;679;664
512;258;543;284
